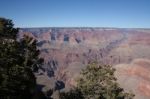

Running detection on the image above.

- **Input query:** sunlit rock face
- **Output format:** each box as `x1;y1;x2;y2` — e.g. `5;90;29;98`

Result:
115;59;150;99
19;28;150;98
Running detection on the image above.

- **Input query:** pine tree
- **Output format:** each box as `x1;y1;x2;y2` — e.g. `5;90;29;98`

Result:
0;18;43;99
61;62;135;99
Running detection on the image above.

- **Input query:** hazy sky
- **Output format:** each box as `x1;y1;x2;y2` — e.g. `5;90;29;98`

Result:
0;0;150;28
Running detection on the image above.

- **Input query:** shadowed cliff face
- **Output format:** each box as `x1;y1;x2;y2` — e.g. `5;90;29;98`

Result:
19;28;150;98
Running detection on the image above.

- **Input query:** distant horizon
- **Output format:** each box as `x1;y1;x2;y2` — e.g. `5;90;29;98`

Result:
1;0;150;28
18;26;150;29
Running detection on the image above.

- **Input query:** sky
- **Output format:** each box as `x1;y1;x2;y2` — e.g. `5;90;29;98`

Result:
0;0;150;28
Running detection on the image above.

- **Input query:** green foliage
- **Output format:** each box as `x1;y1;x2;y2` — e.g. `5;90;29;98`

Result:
0;18;18;39
61;62;135;99
60;89;84;99
0;18;43;99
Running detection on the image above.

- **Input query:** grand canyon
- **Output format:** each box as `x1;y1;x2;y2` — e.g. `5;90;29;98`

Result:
19;28;150;99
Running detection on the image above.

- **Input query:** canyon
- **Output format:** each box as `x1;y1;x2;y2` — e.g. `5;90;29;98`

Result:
19;28;150;99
